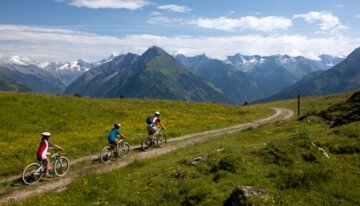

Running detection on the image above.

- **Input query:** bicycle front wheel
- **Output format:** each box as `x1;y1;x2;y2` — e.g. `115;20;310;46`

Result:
119;142;131;158
100;147;114;163
157;133;167;148
141;136;152;151
54;157;69;176
22;163;42;185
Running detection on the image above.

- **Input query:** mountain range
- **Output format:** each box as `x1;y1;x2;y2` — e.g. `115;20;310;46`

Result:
65;46;230;103
257;47;360;102
224;54;343;96
175;52;343;102
1;46;358;104
0;56;93;93
175;55;265;103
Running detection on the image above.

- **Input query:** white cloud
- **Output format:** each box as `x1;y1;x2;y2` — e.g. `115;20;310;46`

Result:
335;4;344;8
59;0;149;10
189;16;292;32
356;15;360;18
293;11;347;32
0;25;359;62
146;16;183;24
157;4;192;13
251;12;262;15
151;11;161;16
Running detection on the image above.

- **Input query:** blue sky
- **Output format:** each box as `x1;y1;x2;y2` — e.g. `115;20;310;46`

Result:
0;0;359;62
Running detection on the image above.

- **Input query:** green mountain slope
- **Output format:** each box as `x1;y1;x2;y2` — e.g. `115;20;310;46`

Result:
0;64;65;93
12;91;360;205
258;47;360;102
196;59;265;104
0;92;270;177
65;46;230;103
0;72;31;92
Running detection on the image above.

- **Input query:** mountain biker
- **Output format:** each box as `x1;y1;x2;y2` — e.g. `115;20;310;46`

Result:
147;111;166;140
108;123;128;157
36;132;63;178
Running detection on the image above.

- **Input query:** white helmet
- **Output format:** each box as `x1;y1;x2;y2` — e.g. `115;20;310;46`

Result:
155;111;160;116
114;123;121;128
41;132;51;137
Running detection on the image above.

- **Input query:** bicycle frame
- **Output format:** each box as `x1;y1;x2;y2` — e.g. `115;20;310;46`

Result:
50;153;60;165
111;139;126;153
38;152;60;171
151;127;162;139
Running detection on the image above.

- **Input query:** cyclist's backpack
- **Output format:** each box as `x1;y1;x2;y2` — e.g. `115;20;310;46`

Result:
146;116;154;124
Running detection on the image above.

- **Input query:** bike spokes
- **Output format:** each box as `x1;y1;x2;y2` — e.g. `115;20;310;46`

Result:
100;147;114;163
54;157;69;176
157;133;167;148
119;143;130;157
141;137;152;151
22;163;42;185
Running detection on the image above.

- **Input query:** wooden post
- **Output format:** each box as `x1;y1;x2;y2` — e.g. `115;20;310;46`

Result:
297;90;300;116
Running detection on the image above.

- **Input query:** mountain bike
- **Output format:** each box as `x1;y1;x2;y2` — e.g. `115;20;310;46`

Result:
141;128;167;151
22;149;69;185
100;139;131;163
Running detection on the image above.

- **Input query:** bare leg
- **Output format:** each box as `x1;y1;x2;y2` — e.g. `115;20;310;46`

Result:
45;159;50;176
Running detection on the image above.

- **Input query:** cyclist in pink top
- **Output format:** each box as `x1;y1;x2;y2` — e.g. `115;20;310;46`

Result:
36;132;63;177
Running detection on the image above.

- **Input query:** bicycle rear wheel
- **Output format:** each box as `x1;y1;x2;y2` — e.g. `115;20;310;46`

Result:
54;157;69;176
100;147;114;163
157;132;167;148
119;142;131;158
22;163;42;185
141;136;152;151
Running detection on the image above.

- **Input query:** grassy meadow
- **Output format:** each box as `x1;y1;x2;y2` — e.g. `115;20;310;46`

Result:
0;92;271;177
3;91;359;205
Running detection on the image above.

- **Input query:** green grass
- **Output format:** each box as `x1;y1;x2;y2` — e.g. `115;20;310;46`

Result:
6;91;360;205
0;92;271;177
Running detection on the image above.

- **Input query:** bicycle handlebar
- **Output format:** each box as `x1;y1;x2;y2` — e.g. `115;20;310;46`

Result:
49;148;63;152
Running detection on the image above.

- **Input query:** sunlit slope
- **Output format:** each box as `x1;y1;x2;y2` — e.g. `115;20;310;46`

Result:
0;92;271;176
11;91;360;206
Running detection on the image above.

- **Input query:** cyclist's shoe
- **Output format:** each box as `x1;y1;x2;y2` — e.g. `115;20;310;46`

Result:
114;152;120;158
45;174;53;178
150;136;156;144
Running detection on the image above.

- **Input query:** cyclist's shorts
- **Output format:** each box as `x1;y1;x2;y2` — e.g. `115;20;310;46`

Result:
37;156;47;161
109;140;117;147
37;158;47;166
147;125;158;135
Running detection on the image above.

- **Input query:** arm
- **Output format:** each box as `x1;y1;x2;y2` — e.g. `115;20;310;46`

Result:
159;122;166;130
120;133;128;140
53;144;64;151
49;142;63;151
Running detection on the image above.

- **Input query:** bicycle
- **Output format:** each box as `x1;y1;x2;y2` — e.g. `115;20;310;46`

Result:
141;128;167;151
100;139;131;163
22;149;69;185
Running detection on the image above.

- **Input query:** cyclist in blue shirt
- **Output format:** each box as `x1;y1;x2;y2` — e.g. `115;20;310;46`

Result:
108;123;128;156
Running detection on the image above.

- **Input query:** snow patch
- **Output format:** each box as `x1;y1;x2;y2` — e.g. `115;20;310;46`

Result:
10;56;36;66
38;62;50;68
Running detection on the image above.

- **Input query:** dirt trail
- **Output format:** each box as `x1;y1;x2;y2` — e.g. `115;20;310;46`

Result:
0;108;293;204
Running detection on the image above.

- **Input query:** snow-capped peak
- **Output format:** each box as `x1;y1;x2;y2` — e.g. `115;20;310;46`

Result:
38;62;50;68
10;56;38;66
6;56;91;72
94;53;119;66
57;59;91;72
275;55;295;64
